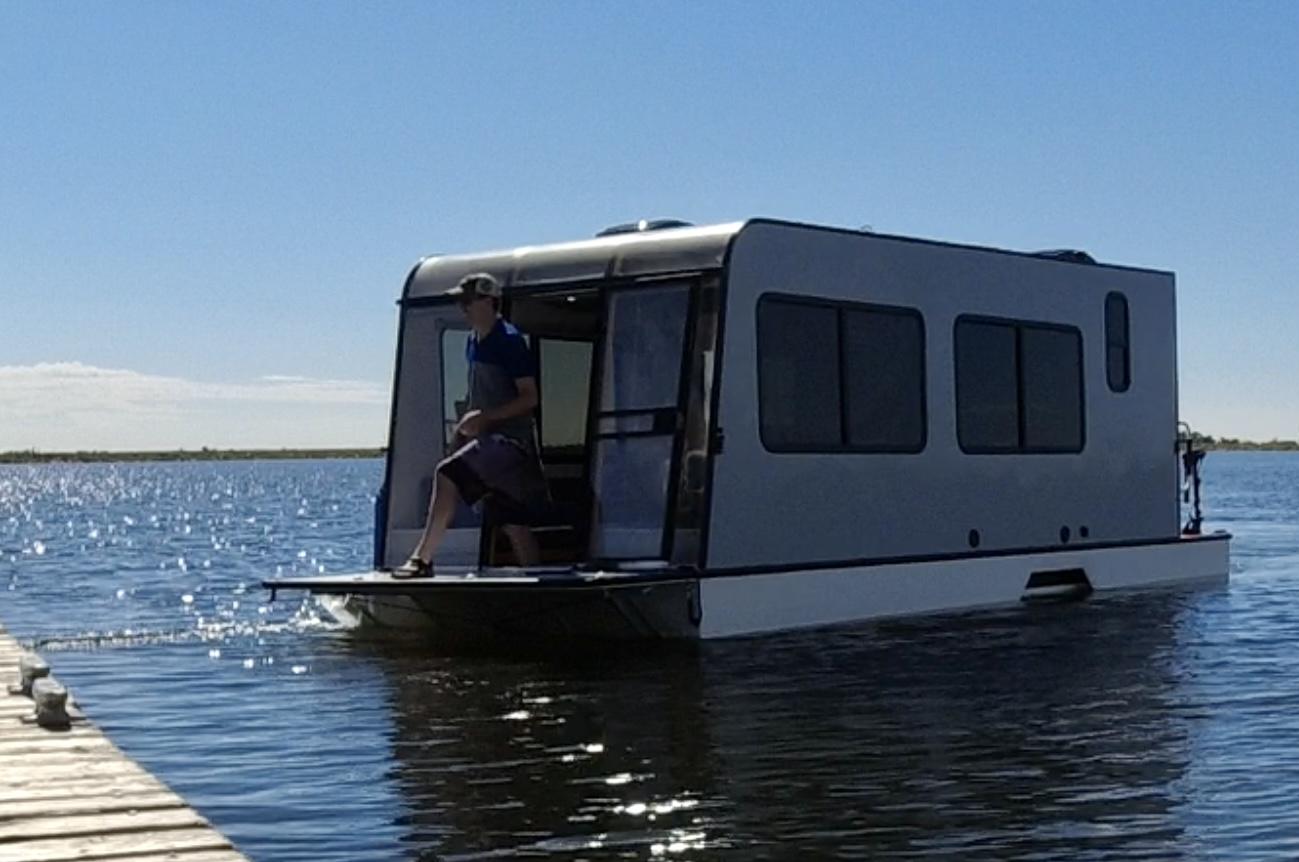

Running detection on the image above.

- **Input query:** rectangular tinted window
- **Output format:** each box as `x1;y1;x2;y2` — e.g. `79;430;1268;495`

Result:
1021;327;1083;450
758;299;841;449
1105;292;1130;392
842;308;926;450
955;320;1018;451
440;327;470;449
602;286;690;411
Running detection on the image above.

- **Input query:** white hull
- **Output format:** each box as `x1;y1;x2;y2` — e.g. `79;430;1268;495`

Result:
315;534;1229;643
698;534;1229;639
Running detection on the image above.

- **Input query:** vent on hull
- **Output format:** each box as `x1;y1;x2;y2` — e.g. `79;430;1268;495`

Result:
1022;568;1093;603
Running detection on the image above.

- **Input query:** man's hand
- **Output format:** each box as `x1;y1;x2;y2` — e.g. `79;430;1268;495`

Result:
455;409;485;439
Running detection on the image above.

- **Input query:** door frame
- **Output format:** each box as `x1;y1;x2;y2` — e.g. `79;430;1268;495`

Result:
585;277;701;564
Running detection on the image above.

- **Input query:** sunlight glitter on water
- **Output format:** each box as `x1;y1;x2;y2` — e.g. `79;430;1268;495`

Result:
3;456;1299;861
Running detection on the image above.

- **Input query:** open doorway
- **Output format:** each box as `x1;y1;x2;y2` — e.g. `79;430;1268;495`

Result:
488;289;602;565
424;278;716;572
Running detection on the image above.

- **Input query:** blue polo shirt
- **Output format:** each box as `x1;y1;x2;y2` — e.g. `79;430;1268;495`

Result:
466;318;537;445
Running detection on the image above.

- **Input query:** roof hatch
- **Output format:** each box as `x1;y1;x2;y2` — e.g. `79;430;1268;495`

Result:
596;218;694;237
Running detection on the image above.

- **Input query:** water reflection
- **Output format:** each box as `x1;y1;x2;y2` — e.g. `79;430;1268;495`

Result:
373;588;1206;860
9;457;1292;861
379;643;722;859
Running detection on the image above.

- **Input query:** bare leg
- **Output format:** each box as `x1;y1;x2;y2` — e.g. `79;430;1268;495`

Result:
409;472;462;564
501;524;540;567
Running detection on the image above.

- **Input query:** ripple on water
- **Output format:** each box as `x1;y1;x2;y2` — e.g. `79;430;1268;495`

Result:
2;455;1299;860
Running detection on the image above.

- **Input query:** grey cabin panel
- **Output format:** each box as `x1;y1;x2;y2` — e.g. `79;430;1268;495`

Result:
707;221;1179;570
406;223;741;298
382;305;461;565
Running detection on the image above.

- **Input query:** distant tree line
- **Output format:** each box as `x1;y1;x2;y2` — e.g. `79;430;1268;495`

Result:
0;447;386;464
4;435;1297;464
1186;433;1299;452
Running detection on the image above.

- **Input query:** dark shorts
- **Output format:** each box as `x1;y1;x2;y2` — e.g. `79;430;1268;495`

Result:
437;435;547;526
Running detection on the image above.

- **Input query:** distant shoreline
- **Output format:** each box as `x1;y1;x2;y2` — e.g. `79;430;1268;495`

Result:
2;437;1296;464
0;448;385;464
1189;435;1299;452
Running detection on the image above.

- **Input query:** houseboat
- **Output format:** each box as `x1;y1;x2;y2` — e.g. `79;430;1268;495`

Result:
263;218;1231;643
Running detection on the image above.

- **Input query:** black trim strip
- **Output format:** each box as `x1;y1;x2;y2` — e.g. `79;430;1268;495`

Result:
595;430;676;441
401;269;716;310
663;282;701;560
701;531;1230;579
599;407;678;418
266;573;696;595
698;272;730;571
269;532;1230;596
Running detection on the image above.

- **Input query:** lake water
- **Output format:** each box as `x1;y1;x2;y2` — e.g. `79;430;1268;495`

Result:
1;453;1297;861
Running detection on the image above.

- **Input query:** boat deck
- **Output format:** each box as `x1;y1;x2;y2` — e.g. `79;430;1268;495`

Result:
0;623;250;862
263;566;688;596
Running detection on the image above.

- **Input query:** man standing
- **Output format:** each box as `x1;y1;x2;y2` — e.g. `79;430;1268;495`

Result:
395;272;544;577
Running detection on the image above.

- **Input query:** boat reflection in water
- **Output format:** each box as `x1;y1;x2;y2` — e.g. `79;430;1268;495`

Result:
368;586;1210;860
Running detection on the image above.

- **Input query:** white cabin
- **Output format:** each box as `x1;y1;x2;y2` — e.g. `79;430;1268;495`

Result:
268;218;1230;643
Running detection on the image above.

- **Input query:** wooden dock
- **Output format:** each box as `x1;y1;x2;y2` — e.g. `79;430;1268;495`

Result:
0;624;251;862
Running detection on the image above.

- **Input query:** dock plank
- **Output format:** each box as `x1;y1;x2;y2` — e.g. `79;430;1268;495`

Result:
0;723;101;743
0;826;234;862
63;852;249;862
0;629;250;862
0;791;184;822
1;763;157;794
0;807;209;842
0;734;116;756
0;778;171;807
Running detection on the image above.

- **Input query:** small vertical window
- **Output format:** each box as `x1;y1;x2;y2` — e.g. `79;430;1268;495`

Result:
1105;292;1130;392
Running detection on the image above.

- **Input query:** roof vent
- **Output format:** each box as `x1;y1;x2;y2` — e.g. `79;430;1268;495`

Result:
596;218;694;238
1033;249;1096;264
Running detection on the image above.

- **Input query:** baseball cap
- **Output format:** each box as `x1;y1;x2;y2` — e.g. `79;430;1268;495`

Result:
445;272;503;301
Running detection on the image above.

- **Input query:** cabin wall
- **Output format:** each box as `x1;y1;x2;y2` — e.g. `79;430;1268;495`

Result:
707;222;1179;571
381;304;465;568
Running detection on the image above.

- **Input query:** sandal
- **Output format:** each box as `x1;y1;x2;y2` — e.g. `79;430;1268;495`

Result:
392;557;433;579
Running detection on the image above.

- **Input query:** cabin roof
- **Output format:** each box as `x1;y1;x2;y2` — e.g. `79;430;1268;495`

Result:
406;221;744;299
405;218;1170;300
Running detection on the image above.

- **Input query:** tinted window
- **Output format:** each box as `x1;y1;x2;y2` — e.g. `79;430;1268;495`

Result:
842;308;926;450
440;326;471;448
956;318;1084;453
1105;292;1130;392
758;299;841;449
1021;327;1083;450
758;296;926;452
955;321;1018;450
602;286;689;411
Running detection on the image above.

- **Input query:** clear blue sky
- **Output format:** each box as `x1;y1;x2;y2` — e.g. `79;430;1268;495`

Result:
2;1;1297;448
